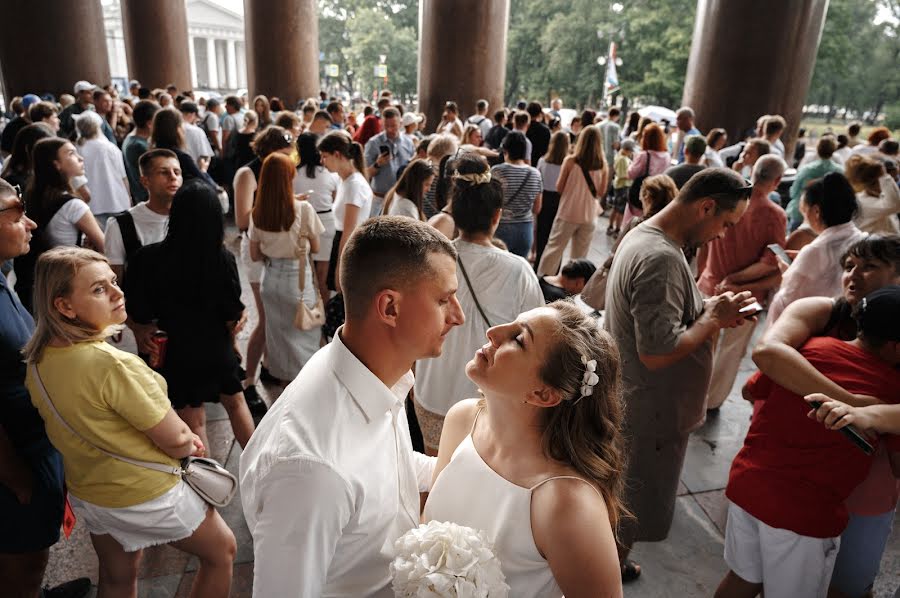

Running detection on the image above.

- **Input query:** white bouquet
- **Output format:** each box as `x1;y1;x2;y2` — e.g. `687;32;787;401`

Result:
391;521;510;598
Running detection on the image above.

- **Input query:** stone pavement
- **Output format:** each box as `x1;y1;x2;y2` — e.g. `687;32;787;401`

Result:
42;218;900;597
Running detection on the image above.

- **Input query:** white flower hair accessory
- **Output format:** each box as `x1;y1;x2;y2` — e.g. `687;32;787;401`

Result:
452;170;492;185
576;355;599;402
391;521;509;597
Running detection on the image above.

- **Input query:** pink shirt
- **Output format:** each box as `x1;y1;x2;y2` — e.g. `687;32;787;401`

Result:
627;150;671;179
555;157;607;225
697;195;787;296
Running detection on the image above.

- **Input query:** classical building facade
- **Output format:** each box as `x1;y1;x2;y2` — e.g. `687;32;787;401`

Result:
104;0;246;92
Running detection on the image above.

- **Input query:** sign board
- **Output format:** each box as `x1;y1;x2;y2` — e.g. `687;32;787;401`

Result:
374;64;388;78
326;64;339;77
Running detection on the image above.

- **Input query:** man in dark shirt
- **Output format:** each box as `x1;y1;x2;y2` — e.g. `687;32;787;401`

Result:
665;135;708;189
526;101;551;167
485;109;509;150
539;259;597;303
0;180;90;597
59;80;96;141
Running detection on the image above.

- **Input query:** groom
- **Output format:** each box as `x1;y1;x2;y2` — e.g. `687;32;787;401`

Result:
240;216;465;597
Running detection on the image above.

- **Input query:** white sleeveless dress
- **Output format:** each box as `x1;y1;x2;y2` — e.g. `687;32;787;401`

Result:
423;412;602;598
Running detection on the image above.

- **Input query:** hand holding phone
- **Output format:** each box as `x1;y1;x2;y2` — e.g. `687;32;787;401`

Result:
806;399;875;455
739;301;764;319
768;243;792;266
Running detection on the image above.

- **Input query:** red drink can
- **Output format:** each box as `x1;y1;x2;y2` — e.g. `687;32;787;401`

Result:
150;331;168;369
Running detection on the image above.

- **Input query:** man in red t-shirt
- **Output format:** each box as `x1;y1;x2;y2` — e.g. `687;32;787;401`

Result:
697;154;788;411
715;286;900;598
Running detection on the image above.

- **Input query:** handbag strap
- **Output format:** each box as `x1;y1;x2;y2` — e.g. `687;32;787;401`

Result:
455;252;491;329
294;203;319;297
507;168;533;205
580;163;598;198
29;363;182;476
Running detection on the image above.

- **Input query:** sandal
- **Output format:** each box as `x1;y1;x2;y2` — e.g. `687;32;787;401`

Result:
621;559;642;582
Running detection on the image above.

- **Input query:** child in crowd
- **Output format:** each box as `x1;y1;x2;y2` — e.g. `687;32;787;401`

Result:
609;138;635;236
716;286;900;598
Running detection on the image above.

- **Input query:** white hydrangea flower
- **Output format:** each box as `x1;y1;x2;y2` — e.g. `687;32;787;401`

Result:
391;521;510;598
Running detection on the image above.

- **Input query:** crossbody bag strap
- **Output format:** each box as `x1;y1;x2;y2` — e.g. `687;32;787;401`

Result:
295;204;311;295
507;169;533;205
580;163;598;198
455;253;491;329
29;363;181;476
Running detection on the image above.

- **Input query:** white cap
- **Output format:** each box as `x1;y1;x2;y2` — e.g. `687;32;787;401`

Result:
401;112;423;127
73;80;95;94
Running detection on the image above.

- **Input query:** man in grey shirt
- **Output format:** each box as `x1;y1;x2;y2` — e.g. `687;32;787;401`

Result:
364;107;415;217
603;168;756;580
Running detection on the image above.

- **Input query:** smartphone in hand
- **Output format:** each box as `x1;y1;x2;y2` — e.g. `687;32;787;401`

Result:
767;243;792;265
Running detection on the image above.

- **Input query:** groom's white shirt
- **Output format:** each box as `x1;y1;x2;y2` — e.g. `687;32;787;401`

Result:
240;329;436;597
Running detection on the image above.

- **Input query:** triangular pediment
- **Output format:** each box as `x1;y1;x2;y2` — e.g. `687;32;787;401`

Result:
186;0;244;30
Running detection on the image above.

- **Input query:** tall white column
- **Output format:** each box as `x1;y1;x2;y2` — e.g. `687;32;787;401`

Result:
206;37;219;89
187;36;198;87
226;39;238;89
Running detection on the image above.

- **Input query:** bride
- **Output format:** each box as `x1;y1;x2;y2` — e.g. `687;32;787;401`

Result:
423;301;626;598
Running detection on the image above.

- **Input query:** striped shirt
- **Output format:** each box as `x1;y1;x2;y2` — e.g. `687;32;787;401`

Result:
491;163;543;223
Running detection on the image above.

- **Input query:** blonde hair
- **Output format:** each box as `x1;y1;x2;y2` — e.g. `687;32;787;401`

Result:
845;154;885;196
23;247;122;363
573;124;605;171
544;130;570;165
461;124;481;146
427;133;459;162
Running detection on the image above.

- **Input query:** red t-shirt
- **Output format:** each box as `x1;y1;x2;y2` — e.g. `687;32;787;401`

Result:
726;337;900;538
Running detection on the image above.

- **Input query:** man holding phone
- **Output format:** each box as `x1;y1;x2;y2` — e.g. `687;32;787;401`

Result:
697;155;788;412
364;107;415;217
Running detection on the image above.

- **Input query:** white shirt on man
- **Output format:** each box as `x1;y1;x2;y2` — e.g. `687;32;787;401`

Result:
415;241;543;416
103;202;170;267
239;330;436;597
78;137;129;216
183;122;214;163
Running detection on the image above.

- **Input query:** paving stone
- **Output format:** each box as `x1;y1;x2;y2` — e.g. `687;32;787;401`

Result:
692;489;728;536
174;562;253;598
138;574;183;598
43;523;98;587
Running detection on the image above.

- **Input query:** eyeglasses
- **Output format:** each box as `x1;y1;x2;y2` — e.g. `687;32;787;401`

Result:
0;197;25;215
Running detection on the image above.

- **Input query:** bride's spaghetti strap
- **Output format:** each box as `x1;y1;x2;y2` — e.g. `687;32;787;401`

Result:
529;475;604;500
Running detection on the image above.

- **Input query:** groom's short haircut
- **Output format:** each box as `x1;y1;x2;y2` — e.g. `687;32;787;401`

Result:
341;216;457;321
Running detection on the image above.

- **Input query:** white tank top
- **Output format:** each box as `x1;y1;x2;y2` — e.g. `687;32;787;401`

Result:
423;411;602;598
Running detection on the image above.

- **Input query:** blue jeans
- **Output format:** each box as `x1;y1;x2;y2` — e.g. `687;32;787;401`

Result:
831;509;894;597
495;221;533;258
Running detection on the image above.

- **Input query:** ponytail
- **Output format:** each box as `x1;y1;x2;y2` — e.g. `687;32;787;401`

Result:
350;142;367;180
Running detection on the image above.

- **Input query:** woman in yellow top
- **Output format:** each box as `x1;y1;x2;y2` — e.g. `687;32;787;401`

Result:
24;247;236;597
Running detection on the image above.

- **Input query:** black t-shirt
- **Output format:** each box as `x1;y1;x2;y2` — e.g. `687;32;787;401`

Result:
485;125;509;150
664;163;707;190
0;116;28;154
539;276;568;303
526;122;552;167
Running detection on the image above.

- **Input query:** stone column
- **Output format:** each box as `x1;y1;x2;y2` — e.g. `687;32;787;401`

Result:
227;40;238;90
244;0;319;108
0;0;109;98
206;37;219;89
418;0;510;133
682;0;828;159
188;37;198;88
120;0;191;91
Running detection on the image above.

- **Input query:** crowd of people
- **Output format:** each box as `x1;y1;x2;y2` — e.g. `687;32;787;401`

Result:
1;78;899;598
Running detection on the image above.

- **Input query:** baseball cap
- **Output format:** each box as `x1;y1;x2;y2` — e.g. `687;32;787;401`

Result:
129;79;141;88
73;80;95;94
680;167;753;202
855;285;900;343
22;94;41;111
401;112;422;127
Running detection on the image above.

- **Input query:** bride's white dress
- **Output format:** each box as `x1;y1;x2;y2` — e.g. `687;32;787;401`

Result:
423;412;601;598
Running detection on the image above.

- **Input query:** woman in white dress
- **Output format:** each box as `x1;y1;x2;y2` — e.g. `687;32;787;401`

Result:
424;301;626;598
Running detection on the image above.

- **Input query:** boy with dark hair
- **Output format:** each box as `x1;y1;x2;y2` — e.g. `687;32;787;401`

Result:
539;258;597;302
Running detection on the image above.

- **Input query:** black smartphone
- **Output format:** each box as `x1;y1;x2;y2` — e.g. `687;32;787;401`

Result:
379;145;390;156
807;400;875;455
739;301;764;319
768;243;792;265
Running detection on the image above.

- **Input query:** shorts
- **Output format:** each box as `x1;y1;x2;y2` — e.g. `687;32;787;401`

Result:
0;448;65;553
313;211;336;262
69;480;208;552
830;509;894;597
611;187;629;213
240;232;263;285
724;501;840;598
413;399;445;453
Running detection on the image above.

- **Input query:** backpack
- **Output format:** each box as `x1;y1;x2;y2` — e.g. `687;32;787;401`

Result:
198;113;219;153
13;195;80;313
114;210;142;269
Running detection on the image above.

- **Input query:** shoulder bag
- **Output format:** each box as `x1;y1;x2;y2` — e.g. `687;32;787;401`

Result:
580;163;599;198
627;151;652;210
293;204;326;330
30;364;237;508
455;248;491;329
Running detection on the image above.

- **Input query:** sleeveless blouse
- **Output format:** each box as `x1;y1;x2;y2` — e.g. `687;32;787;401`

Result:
423;412;602;598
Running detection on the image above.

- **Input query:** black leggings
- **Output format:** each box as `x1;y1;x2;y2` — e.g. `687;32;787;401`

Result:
326;229;343;291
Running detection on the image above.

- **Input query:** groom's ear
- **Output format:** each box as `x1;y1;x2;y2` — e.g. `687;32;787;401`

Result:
526;386;563;409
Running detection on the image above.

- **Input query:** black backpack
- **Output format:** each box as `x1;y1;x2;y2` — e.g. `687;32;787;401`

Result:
13;195;80;313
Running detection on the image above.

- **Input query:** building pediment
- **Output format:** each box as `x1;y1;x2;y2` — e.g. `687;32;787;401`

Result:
186;0;244;31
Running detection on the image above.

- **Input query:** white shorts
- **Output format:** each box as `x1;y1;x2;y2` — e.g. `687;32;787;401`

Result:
69;481;208;552
240;232;264;284
724;501;840;598
313;210;336;262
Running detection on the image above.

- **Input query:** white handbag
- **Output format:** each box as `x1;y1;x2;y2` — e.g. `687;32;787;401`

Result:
30;364;237;508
